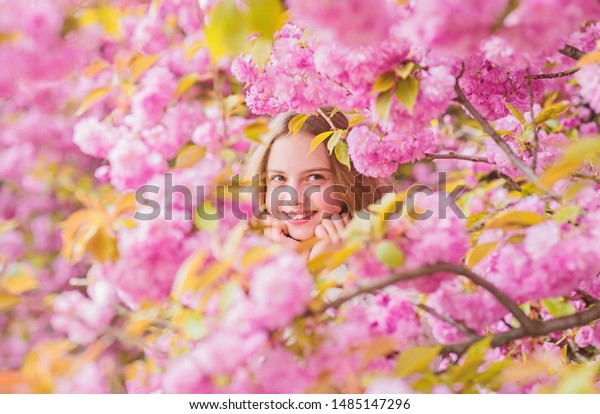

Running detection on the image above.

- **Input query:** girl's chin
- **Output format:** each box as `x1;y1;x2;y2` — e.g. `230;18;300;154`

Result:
286;223;317;241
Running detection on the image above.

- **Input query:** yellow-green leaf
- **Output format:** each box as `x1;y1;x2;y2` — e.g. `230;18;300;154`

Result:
175;145;206;169
309;130;335;154
576;51;600;68
396;345;442;377
334;140;351;170
348;114;366;127
0;292;22;311
0;264;37;295
130;54;161;83
250;37;273;71
372;71;395;93
465;241;497;268
243;119;269;143
204;0;250;60
394;62;416;79
174;73;199;99
375;240;404;267
395;77;419;114
76;87;111;116
535;103;569;125
288;113;309;136
484;211;546;230
541;138;600;187
326;129;342;154
247;0;285;38
375;89;393;122
505;102;526;125
541;297;575;318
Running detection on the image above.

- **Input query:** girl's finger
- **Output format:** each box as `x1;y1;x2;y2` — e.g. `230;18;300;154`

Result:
331;213;347;235
315;224;328;239
321;219;341;243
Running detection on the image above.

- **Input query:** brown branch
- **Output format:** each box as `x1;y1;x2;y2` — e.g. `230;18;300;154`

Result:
573;172;600;184
311;262;537;332
317;107;337;131
559;44;586;61
454;67;552;195
424;152;492;164
418;303;481;340
526;68;540;171
528;68;579;80
441;303;600;356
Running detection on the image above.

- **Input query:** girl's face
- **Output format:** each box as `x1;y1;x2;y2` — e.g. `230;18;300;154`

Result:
265;132;344;241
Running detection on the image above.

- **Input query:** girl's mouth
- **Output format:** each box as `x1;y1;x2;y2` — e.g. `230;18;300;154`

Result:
282;211;317;224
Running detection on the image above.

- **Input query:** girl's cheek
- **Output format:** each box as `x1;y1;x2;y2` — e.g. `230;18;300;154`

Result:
309;191;341;214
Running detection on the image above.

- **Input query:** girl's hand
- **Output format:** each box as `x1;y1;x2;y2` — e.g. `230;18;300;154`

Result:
309;211;350;262
261;213;301;249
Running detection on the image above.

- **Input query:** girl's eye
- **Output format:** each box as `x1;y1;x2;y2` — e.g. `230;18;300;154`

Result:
307;174;324;181
270;175;285;182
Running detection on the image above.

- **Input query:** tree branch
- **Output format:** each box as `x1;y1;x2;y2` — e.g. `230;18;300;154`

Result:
573;172;600;184
317;107;338;131
528;68;579;80
312;262;537;332
559;44;586;61
441;303;600;356
526;68;540;171
454;67;552;195
418;303;481;340
424;152;492;164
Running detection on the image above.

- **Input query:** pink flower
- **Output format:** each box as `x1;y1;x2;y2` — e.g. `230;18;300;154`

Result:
249;252;314;330
73;117;121;158
107;139;167;190
288;0;395;47
574;326;594;348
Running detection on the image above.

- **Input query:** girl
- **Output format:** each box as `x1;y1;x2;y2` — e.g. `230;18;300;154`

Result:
242;107;395;261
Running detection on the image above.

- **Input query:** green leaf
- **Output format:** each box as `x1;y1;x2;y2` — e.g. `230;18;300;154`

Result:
247;0;285;38
309;130;335;154
465;242;497;268
348;114;366;127
541;297;576;318
250;37;273;72
375;89;393;122
395;77;419;114
334;140;351;170
449;336;493;383
375;240;405;267
535;103;570;125
505;102;526;125
394;62;416;79
288;113;309;136
372;71;395;93
204;0;250;60
541;137;600;187
326;129;342;154
396;345;442;377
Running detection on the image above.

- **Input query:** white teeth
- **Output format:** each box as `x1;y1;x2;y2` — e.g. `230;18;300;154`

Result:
286;212;312;220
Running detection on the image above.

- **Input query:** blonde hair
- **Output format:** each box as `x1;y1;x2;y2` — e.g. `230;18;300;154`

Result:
241;107;396;218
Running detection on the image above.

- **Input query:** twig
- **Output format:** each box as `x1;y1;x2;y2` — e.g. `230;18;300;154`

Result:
575;288;600;304
317;107;337;131
497;172;523;192
559;44;586;61
441;302;600;356
528;68;579;80
526;68;540;171
418;303;481;340
573;172;600;184
454;65;555;196
424;152;492;164
310;262;537;332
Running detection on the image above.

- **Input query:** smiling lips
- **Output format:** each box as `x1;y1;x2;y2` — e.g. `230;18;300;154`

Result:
281;210;317;224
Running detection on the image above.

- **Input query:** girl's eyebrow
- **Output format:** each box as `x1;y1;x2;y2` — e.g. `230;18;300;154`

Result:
267;168;333;174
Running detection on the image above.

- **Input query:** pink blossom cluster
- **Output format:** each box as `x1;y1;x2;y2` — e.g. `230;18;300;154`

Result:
287;0;396;47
